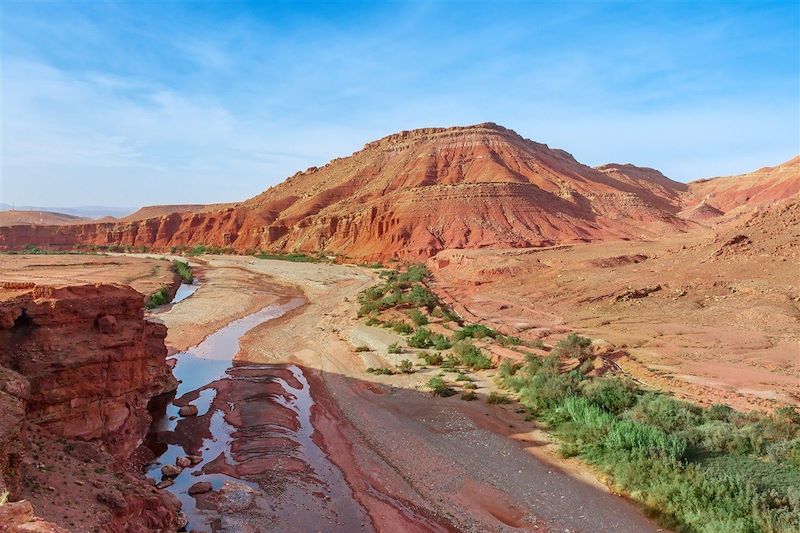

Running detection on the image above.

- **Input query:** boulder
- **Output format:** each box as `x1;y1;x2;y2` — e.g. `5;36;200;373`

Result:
187;481;213;495
179;405;198;417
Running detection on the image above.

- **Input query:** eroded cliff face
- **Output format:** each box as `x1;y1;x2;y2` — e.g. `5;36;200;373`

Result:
0;282;177;457
0;282;182;531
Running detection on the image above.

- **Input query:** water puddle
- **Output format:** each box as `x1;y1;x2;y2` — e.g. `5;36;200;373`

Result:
146;297;373;531
171;282;199;304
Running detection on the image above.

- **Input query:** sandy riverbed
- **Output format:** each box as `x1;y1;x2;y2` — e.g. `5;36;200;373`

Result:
153;255;662;532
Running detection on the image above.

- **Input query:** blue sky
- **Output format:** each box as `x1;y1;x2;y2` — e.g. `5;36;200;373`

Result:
1;1;798;207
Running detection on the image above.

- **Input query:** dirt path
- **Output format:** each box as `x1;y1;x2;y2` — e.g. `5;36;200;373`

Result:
151;255;662;532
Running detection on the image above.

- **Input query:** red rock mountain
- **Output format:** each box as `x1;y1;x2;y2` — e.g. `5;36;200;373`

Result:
685;156;800;213
1;123;797;260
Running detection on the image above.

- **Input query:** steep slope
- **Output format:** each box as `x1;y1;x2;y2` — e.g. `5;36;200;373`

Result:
0;123;692;260
685;156;800;213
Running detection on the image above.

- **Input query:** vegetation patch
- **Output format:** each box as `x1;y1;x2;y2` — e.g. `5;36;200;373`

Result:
172;260;193;283
498;352;800;532
146;287;170;309
427;376;456;397
255;251;321;262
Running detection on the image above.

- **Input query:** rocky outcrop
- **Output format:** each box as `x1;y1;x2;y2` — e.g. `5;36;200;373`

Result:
0;282;182;531
0;282;177;457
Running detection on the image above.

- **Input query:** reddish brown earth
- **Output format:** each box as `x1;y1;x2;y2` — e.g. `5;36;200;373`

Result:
0;123;698;260
685;156;800;214
429;196;800;412
0;125;796;263
0;282;184;531
0;254;182;306
0;211;89;227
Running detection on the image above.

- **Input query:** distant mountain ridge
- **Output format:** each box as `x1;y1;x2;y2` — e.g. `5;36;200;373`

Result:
0;123;797;260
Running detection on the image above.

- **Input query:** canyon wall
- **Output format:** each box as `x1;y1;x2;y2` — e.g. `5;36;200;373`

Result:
0;282;182;531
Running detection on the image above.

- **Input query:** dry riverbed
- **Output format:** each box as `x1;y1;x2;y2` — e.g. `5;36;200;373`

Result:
152;255;662;532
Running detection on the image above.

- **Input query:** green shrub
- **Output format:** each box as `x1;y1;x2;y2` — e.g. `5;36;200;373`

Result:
407;327;433;348
146;287;170;309
626;393;703;433
603;419;687;463
498;359;522;379
552;333;592;359
255;252;318;262
366;367;394;375
463;382;478;390
454;324;497;341
487;392;511;404
171;260;193;283
441;355;460;369
461;391;477;401
432;334;452;350
387;342;402;354
405;284;438;310
455;373;472;382
407;309;428;326
354;345;371;352
427;376;455;397
581;376;639;414
399;359;414;374
453;342;492;370
422;352;444;366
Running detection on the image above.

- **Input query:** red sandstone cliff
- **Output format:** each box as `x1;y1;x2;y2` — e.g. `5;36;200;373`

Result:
0;282;182;531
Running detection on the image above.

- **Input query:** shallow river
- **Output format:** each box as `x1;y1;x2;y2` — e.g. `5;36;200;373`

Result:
145;297;373;531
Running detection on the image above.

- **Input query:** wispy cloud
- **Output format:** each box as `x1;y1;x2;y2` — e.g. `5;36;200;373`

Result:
1;1;797;206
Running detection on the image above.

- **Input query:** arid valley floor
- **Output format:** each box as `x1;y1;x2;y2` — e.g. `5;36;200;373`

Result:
0;124;798;533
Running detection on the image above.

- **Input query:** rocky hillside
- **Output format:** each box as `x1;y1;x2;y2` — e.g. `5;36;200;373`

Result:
0;124;796;260
685;156;800;214
0;123;694;260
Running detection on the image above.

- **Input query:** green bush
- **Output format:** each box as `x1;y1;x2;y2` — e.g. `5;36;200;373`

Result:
407;327;434;348
487;392;510;405
146;287;170;309
387;342;402;354
172;260;193;283
405;284;438;310
399;359;414;374
255;252;318;262
461;391;477;401
498;359;523;379
626;393;703;433
581;376;639;414
552;333;592;359
496;345;800;531
453;324;497;341
407;309;428;326
366;367;394;375
354;345;371;352
452;342;492;370
422;352;444;366
427;376;455;397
